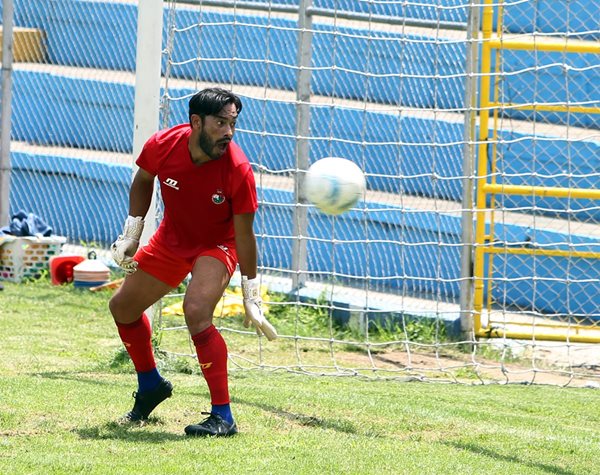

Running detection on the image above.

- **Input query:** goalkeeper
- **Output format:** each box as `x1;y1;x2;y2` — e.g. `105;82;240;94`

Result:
108;87;276;437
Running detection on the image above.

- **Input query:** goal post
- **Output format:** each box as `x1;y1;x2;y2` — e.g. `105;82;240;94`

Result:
291;0;314;291
131;0;163;246
131;0;164;321
459;0;481;338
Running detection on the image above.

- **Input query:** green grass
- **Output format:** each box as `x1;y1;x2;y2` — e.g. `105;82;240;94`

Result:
1;279;599;474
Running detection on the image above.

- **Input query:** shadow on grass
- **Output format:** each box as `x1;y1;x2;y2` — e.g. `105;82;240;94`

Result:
74;420;183;443
233;397;383;437
35;370;186;443
33;369;129;386
445;441;577;475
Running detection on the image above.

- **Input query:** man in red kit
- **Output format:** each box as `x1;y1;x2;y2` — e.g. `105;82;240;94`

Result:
108;87;277;437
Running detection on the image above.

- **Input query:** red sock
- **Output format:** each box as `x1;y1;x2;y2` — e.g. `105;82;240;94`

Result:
192;325;230;405
115;313;156;373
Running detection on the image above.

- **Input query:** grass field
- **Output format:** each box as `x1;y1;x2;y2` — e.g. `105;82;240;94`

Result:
1;278;599;474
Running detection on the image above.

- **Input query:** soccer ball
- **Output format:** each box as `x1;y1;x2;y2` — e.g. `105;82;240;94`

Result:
304;157;366;215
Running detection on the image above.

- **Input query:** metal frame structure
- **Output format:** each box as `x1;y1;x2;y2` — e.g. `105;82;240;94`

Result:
472;0;600;343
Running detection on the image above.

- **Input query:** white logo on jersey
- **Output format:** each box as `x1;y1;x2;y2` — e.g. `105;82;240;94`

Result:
163;178;179;190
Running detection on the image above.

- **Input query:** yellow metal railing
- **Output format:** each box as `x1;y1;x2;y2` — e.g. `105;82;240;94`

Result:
472;0;600;343
487;35;600;54
481;184;600;200
487;103;600;114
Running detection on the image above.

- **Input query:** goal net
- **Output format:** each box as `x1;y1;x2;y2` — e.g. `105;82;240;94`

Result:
3;0;598;387
155;0;600;386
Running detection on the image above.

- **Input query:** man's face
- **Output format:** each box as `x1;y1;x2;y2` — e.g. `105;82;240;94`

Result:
195;103;238;160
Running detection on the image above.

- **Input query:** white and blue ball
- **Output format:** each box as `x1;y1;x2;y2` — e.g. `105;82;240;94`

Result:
304;157;366;215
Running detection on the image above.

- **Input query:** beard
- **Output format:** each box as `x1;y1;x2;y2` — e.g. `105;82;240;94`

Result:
198;130;229;160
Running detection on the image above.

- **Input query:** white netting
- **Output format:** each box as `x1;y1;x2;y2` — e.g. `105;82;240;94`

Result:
155;0;599;385
2;0;599;386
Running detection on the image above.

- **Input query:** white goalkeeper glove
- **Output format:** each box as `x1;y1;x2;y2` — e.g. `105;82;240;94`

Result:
111;215;144;274
241;276;278;341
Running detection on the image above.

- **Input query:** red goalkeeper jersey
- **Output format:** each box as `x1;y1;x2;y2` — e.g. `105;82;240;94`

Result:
136;124;258;259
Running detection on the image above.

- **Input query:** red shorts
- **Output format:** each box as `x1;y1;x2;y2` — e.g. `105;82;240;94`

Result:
134;240;238;287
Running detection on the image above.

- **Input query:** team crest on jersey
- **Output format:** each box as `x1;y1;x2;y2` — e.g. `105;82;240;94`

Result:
212;190;226;205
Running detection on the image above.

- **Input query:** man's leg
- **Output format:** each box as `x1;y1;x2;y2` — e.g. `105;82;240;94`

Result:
109;268;174;421
183;255;238;437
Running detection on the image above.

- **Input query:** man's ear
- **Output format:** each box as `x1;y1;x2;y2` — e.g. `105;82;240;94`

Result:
191;114;203;129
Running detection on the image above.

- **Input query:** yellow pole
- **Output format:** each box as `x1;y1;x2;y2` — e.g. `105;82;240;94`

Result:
485;1;506;317
476;329;600;344
488;37;600;54
483;246;600;260
482;183;600;200
489;102;600;114
473;0;495;333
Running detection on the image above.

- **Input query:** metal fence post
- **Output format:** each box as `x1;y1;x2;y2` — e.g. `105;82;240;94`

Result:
0;0;15;227
291;0;314;290
460;0;481;339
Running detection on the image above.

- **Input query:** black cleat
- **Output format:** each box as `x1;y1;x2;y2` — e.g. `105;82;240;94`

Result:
184;412;238;437
121;378;173;422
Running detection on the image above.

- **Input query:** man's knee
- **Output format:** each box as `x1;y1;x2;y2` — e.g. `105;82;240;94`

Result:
109;292;136;323
183;299;214;332
108;293;122;319
183;299;213;321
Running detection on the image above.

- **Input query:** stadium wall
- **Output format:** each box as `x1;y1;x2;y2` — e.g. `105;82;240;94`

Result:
1;0;598;127
9;151;599;316
3;0;599;316
11;72;600;221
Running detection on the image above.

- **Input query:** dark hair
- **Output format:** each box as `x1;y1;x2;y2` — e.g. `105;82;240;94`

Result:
188;87;243;124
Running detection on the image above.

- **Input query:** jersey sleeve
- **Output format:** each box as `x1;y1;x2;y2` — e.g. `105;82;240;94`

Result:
135;133;160;176
231;162;259;215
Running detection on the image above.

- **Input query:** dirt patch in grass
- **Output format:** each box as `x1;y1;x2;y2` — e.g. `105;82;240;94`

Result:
325;345;600;387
